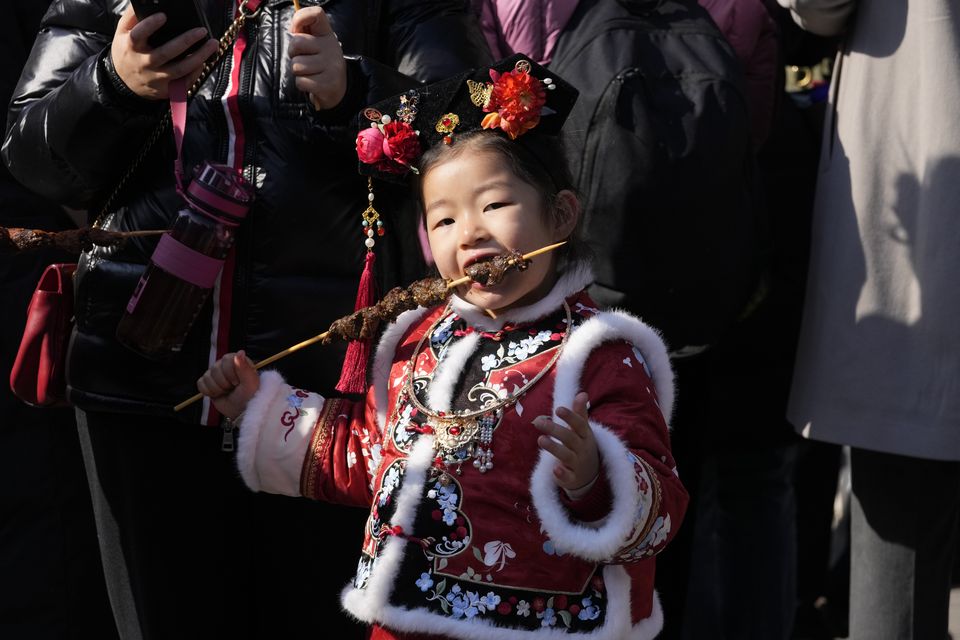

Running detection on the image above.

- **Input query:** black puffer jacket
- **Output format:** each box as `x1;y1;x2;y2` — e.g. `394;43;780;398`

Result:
3;0;490;422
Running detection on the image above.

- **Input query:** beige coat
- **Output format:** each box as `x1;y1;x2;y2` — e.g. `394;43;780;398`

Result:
781;0;960;460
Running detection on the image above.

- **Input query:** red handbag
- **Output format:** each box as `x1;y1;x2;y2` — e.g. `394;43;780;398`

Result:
7;12;253;409
9;263;77;407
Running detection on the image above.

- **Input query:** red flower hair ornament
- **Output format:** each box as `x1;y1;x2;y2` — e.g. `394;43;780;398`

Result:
478;64;551;140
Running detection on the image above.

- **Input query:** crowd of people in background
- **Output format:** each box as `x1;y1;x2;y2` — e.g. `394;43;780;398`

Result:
2;0;958;639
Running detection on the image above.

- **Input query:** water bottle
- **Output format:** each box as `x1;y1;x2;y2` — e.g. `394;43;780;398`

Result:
116;161;254;360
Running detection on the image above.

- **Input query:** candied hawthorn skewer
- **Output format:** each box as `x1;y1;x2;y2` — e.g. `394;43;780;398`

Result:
174;242;564;411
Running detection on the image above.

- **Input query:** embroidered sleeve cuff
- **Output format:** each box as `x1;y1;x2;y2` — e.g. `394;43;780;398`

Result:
235;370;326;496
560;469;613;523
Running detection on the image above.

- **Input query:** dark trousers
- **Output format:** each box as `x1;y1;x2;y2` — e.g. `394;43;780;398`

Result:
0;409;117;640
681;442;798;640
849;447;960;640
77;409;368;640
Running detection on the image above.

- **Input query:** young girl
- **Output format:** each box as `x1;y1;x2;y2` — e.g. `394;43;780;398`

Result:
198;55;687;639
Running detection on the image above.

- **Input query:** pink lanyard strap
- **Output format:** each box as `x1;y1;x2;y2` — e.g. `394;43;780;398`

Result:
169;77;190;193
167;0;263;191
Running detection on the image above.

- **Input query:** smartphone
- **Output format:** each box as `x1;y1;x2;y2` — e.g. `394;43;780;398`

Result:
130;0;212;52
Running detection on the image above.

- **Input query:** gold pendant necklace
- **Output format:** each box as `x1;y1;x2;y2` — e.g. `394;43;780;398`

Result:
402;301;572;474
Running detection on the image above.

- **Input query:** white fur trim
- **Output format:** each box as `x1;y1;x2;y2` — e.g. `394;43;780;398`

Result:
426;332;481;411
235;369;326;497
373;307;431;433
553;310;674;424
531;421;646;561
343;561;662;639
451;263;594;331
342;436;436;620
236;370;286;492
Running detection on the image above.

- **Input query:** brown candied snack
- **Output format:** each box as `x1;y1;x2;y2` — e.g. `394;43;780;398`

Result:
321;250;530;344
464;249;529;286
0;226;124;254
322;276;450;344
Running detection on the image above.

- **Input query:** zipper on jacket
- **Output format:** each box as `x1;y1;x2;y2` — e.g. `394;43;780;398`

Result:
221;417;237;452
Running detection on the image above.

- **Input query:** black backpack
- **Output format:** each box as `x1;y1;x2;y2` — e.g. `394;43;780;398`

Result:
550;0;764;352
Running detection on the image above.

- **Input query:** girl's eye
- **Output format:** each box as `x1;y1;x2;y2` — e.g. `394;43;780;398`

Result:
435;218;455;228
483;202;510;212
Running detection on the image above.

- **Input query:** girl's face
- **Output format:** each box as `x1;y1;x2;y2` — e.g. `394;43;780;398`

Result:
422;148;575;315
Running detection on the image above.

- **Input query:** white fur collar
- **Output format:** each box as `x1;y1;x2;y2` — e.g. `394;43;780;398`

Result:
450;263;594;331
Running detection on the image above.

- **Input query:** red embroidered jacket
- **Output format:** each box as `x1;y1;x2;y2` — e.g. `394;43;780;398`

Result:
236;267;687;639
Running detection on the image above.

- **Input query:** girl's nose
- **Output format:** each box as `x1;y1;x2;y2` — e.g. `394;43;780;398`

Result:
459;214;489;246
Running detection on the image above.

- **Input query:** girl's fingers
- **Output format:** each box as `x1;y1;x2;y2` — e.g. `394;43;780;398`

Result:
208;365;233;391
197;373;223;398
554;465;577;486
571;391;590;418
555;394;591;438
235;351;261;390
538;435;576;466
219;354;240;386
532;417;579;449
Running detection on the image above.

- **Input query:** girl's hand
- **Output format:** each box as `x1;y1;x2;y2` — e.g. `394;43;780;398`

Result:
110;5;218;100
533;392;600;492
196;350;260;420
289;7;347;110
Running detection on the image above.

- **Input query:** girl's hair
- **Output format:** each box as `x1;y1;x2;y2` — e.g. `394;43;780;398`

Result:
417;130;590;268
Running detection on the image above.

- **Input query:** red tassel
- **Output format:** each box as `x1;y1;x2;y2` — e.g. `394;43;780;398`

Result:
336;251;378;394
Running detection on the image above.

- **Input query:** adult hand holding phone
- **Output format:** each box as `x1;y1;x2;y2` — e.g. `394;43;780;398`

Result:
111;5;218;100
289;7;347;110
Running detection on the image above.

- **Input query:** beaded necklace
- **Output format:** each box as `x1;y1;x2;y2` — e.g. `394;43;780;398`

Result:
401;301;572;475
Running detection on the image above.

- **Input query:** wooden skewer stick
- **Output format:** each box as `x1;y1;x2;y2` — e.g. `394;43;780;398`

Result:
292;0;301;10
115;230;168;238
174;240;566;412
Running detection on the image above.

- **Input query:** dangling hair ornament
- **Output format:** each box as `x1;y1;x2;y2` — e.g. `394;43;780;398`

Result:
340;91;425;394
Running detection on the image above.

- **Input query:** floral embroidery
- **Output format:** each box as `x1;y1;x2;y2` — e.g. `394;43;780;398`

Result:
480;592;501;610
417;572;607;630
430;313;458;349
631;346;653;378
538;607;557;627
354;554;373;589
642;514;671;549
428;481;460;526
480;353;499;372
578;597;602;621
280;389;310;440
509;330;553;360
391;402;417;450
574;302;600;316
416;572;434;592
379;465;403;506
481;540;516;571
